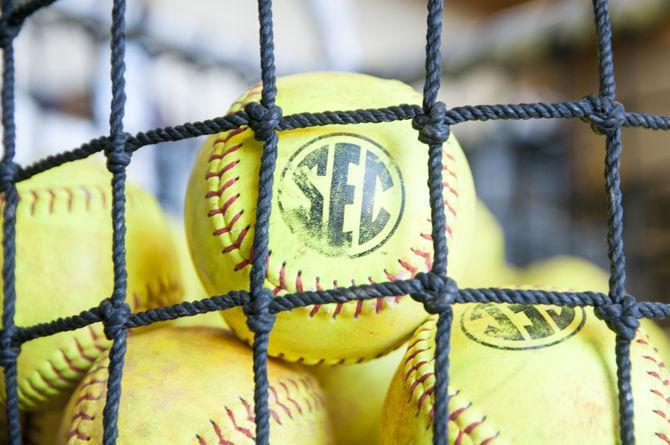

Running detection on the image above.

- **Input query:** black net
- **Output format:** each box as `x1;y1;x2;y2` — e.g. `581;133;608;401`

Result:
1;0;670;444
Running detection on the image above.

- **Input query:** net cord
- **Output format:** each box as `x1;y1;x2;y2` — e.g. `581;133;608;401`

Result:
0;0;668;443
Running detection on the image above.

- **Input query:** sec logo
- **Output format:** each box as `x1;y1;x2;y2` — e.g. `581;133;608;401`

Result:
460;303;587;350
278;133;405;258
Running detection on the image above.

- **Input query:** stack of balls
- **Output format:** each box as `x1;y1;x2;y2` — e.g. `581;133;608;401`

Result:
5;72;670;444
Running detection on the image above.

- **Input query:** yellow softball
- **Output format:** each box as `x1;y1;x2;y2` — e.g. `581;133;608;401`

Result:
1;160;183;411
521;255;670;372
185;72;476;365
310;345;405;445
166;220;228;330
459;200;517;288
381;296;670;444
57;327;332;444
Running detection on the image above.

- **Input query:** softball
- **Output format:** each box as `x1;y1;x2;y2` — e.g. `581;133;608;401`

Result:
57;327;332;444
166;220;228;330
459;200;517;288
185;71;476;365
1;160;183;411
521;255;670;372
310;346;405;445
381;295;670;444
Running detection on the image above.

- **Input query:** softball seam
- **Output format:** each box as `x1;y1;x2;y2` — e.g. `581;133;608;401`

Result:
636;334;670;443
0;183;148;216
195;377;325;444
18;276;182;410
402;316;499;445
1;182;182;410
63;357;325;444
404;319;670;444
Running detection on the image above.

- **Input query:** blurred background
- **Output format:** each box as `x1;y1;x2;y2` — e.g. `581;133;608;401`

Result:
5;0;670;302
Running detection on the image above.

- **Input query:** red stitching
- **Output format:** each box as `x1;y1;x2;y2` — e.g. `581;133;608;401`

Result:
65;360;108;444
299;377;324;412
209;143;244;161
60;348;87;374
222;225;250;254
22;277;174;410
354;300;364;318
272;262;287;295
234;258;251;272
213;209;244;235
30;190;38;215
442;163;457;179
443;199;457;218
404;347;429;366
51;356;82;384
409;372;433;394
79;378;107;391
74;338;96;363
97;185;107;209
279;381;303;416
442;181;459;198
450;402;473;421
417;385;435;411
206;177;240;199
65;187;74;211
22;377;53;403
229;88;262;111
21;185;120;216
331;280;344;319
296;271;304;292
403;320;500;444
308;278;324;317
195;376;322;444
46;188;56;213
269;385;293;419
65;429;90;441
206;160;241;179
638;332;670;441
210;418;237;445
208;193;240;217
455;419;485;445
212;128;247;146
290;378;312;413
404;360;429;380
74;392;102;406
411;247;432;270
398;259;418;275
71;411;95;422
81;186;92;210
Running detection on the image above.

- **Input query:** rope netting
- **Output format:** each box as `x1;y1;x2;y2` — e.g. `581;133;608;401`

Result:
0;0;670;444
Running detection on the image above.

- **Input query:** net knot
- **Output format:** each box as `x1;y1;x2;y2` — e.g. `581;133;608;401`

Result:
0;331;18;368
0;346;19;368
0;161;19;187
594;296;640;340
244;288;276;335
0;18;22;48
584;95;625;136
413;101;450;146
105;149;131;174
414;272;458;314
100;299;131;340
244;102;282;141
